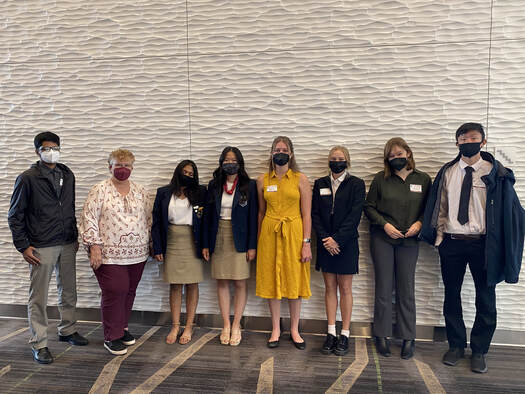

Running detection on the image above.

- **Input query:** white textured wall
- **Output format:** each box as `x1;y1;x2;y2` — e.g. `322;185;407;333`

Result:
1;0;524;330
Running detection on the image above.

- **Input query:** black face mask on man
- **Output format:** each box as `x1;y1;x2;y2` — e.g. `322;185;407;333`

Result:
389;157;407;172
329;161;347;174
458;142;482;158
273;153;290;166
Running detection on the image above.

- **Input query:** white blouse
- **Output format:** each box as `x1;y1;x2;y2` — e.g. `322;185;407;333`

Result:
168;195;193;225
220;183;235;220
80;178;152;266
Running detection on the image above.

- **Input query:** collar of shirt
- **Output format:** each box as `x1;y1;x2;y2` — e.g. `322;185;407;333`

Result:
459;156;484;172
330;170;347;186
271;169;292;179
38;160;61;175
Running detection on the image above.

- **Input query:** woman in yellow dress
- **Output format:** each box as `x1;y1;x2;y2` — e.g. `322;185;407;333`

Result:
256;136;312;350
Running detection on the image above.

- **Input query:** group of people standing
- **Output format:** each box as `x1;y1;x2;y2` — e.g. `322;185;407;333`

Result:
8;124;523;375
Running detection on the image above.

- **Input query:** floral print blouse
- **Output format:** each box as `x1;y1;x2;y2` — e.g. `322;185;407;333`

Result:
80;178;152;265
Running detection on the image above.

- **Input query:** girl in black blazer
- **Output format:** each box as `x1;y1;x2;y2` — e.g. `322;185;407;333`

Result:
202;147;258;347
151;160;206;345
312;146;365;356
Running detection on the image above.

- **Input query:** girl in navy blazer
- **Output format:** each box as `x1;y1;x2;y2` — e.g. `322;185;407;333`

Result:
202;147;258;346
312;146;365;356
152;160;206;345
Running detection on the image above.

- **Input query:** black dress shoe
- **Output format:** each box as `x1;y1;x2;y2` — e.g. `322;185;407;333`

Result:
375;337;391;357
334;335;349;356
471;353;488;373
32;347;53;364
290;335;306;350
442;347;465;366
267;336;280;349
321;334;337;355
401;340;415;359
59;332;89;346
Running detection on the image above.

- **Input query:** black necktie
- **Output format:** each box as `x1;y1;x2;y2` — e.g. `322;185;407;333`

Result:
457;166;474;225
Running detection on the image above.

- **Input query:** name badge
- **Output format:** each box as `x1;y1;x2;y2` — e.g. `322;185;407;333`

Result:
320;188;332;196
267;185;278;192
410;184;422;193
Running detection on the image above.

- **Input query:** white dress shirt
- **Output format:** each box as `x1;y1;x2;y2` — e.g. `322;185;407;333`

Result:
436;157;493;245
168;195;193;225
220;182;235;220
330;170;348;200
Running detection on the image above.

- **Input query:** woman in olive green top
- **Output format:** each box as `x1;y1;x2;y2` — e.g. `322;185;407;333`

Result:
364;137;430;360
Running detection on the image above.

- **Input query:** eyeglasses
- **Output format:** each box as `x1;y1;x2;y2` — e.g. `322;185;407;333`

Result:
39;146;61;152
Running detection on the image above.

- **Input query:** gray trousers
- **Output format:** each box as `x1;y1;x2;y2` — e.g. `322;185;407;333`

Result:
370;231;418;339
28;242;78;349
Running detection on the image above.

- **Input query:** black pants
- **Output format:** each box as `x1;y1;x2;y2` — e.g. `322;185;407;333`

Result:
370;231;419;339
438;235;496;354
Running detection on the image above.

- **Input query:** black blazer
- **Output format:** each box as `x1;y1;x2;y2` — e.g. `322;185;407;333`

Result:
312;174;365;249
202;179;258;254
151;184;207;257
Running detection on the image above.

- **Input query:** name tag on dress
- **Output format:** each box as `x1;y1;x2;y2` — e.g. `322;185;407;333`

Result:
320;188;332;196
267;185;278;192
410;184;422;193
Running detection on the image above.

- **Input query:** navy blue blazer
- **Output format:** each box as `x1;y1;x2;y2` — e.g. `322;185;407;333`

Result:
202;179;258;254
151;184;207;258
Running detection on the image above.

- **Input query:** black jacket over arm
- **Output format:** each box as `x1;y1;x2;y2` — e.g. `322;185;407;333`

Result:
202;179;258;254
151;184;207;258
312;173;365;273
8;162;78;252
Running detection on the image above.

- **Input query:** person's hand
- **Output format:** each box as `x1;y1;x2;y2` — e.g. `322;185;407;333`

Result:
22;246;40;266
384;223;404;239
246;249;256;262
405;221;422;238
322;237;340;256
301;243;312;263
154;254;164;262
202;248;210;262
89;245;103;270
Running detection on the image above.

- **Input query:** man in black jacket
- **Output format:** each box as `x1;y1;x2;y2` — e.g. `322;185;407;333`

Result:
420;123;524;374
8;132;88;364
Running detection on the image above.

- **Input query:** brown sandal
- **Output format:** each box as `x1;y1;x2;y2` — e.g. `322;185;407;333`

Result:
165;323;180;345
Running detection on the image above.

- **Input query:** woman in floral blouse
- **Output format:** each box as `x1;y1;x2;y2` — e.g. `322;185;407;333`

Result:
80;149;152;356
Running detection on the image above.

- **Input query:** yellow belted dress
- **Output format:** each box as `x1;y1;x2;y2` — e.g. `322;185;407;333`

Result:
256;169;311;299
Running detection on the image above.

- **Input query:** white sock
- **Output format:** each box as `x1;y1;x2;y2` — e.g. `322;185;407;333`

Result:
341;329;350;338
328;325;336;336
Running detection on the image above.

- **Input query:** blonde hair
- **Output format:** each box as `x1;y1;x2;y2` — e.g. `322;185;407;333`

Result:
108;148;135;165
328;146;351;168
383;137;415;178
268;136;300;173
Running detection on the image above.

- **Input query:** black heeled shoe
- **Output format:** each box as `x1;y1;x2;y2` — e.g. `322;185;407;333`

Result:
375;336;391;357
401;339;415;359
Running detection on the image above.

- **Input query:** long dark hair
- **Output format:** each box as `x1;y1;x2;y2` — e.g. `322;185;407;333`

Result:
169;159;201;206
211;147;251;201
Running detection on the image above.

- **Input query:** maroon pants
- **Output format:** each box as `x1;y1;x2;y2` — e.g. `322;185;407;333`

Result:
94;262;146;341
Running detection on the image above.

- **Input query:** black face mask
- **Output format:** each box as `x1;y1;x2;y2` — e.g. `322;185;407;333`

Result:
389;157;408;172
179;174;196;187
329;161;347;174
222;163;239;175
458;142;482;158
273;153;290;166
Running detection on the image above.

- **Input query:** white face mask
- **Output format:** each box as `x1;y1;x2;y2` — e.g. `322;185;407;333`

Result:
40;150;60;164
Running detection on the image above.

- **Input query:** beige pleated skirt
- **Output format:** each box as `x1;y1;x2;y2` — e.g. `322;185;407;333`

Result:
211;220;251;280
164;225;204;284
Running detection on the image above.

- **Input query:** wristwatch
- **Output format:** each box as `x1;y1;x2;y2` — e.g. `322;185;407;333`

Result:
303;238;311;244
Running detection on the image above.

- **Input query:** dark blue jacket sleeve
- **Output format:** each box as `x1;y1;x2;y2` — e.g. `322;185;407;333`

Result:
332;178;365;248
248;180;258;250
151;189;163;256
503;181;525;283
202;185;213;250
7;175;31;253
311;179;330;240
